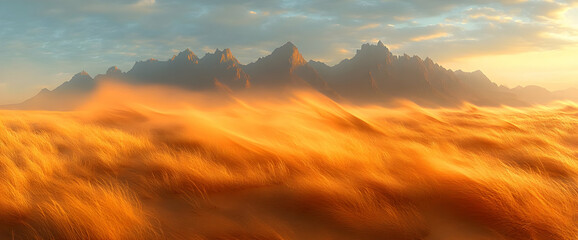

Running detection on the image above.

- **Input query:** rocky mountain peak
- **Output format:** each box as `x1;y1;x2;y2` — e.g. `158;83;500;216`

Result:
106;66;122;75
269;41;307;68
171;48;199;63
201;48;240;65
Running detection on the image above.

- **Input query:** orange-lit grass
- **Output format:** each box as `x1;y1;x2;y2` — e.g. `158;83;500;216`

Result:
0;89;577;239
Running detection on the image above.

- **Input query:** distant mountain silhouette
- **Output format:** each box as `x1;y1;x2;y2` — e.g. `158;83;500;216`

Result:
312;41;468;106
453;70;525;106
4;41;578;110
507;85;578;104
5;71;96;110
106;66;123;77
243;42;338;97
552;88;578;102
124;48;249;90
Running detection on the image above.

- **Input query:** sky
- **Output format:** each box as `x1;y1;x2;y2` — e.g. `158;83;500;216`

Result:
1;0;577;104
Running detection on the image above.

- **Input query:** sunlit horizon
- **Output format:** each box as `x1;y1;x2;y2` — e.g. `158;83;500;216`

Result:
1;0;577;104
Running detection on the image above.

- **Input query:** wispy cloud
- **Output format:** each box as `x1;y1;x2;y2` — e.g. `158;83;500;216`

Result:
133;0;156;7
411;32;449;42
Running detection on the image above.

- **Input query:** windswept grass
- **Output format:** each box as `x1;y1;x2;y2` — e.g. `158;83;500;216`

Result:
0;87;577;239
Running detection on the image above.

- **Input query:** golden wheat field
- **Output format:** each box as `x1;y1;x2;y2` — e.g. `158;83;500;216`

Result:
1;84;577;240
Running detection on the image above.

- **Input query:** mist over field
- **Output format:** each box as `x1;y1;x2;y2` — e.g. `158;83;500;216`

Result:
1;84;577;239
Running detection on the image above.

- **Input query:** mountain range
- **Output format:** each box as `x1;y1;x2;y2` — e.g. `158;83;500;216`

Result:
4;41;577;110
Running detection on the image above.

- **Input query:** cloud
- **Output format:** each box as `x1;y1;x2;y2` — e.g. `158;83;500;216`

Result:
411;32;449;42
2;1;575;62
133;0;156;7
466;7;514;22
358;23;381;30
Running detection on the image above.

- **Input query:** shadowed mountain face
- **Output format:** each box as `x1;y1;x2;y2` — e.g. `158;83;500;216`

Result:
125;48;249;90
5;42;578;110
243;42;338;98
52;71;95;93
454;70;525;106
5;71;96;110
314;41;464;105
311;42;532;106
